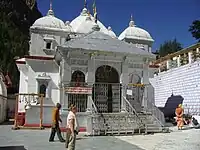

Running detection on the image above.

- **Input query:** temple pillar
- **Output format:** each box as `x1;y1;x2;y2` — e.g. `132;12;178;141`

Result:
120;62;129;112
60;57;71;110
166;60;170;70
188;52;192;63
86;57;95;112
177;55;181;67
141;59;149;112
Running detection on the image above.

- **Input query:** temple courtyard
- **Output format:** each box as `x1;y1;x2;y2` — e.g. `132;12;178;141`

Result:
0;124;200;150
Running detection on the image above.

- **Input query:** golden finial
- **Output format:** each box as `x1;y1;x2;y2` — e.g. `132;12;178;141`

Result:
87;10;91;16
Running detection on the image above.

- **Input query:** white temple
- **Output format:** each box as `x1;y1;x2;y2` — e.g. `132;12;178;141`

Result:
15;1;162;133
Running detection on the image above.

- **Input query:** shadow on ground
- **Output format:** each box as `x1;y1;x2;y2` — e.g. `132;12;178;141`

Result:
0;146;26;150
0;121;14;126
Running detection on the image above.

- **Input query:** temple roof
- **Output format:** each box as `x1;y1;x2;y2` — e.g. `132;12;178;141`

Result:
60;31;155;58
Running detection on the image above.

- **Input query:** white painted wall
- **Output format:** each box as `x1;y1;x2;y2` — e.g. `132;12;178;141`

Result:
18;64;60;112
30;32;62;56
151;61;200;115
0;76;7;123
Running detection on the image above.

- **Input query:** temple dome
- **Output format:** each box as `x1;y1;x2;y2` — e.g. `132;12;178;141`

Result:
118;18;154;42
31;9;67;31
70;8;108;35
75;16;99;34
107;26;117;38
65;21;74;32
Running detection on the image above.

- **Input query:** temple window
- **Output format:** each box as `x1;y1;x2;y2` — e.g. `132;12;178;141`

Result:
46;42;52;49
71;70;85;87
38;84;47;97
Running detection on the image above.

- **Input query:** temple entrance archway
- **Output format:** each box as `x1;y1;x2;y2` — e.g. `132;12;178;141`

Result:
93;65;120;113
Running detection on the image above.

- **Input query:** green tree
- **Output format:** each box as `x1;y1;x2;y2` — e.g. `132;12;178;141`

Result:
189;20;200;42
0;11;29;89
158;39;182;57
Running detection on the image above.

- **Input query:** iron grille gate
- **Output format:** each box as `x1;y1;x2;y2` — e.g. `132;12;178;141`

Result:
93;83;121;113
68;94;87;112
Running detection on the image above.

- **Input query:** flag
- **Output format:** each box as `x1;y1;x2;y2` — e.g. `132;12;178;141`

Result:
92;0;96;15
93;0;97;23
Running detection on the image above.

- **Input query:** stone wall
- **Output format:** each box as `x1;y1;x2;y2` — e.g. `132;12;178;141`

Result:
151;61;200;115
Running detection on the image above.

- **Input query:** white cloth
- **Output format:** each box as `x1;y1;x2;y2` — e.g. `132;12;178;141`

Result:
67;111;79;131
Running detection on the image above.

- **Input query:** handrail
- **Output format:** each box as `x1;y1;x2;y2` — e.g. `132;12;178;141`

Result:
89;96;98;113
147;100;165;126
122;96;144;127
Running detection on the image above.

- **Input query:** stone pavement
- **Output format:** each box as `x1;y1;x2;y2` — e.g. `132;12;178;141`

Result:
0;125;144;150
1;124;200;150
116;126;200;150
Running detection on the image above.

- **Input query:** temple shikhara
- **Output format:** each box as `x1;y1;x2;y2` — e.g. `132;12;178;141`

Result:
14;1;166;134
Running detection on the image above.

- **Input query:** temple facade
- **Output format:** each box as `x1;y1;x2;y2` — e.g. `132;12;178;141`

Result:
15;2;163;133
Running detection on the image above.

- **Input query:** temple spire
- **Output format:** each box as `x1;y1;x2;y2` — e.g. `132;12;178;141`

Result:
47;0;54;16
50;0;52;10
131;14;133;21
84;0;87;8
129;14;134;27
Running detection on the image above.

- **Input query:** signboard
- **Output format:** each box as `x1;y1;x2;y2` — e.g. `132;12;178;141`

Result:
126;89;133;96
65;87;92;94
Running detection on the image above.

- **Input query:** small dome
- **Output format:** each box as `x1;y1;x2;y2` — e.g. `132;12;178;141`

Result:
76;16;98;34
107;26;117;38
31;9;66;30
118;17;154;42
65;21;74;32
70;8;109;35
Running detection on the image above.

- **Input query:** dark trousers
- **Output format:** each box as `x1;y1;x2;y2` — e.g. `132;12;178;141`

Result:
49;123;65;142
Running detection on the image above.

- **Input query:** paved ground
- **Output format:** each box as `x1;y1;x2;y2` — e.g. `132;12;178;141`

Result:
0;124;200;150
116;127;200;150
0;124;144;150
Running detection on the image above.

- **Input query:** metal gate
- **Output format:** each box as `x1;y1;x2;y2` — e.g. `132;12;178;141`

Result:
93;83;121;113
68;94;87;112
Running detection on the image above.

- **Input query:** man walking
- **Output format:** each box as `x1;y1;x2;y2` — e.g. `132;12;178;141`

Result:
49;103;65;142
65;104;79;150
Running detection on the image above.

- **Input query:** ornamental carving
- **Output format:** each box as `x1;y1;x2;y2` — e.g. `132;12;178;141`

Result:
128;63;143;69
70;59;88;66
71;67;87;74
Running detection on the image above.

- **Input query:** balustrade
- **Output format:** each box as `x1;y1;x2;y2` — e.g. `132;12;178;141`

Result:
12;93;44;130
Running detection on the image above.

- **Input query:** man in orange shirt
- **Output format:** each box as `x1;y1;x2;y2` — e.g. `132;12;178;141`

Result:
49;103;65;142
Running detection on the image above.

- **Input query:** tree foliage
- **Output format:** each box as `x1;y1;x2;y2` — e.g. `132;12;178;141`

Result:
158;39;182;57
189;20;200;42
0;11;29;89
0;0;42;92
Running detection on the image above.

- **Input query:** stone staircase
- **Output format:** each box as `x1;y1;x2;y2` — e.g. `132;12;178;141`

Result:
86;96;167;136
138;112;164;133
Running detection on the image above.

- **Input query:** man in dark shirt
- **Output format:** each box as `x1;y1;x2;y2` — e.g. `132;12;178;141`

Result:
49;103;65;142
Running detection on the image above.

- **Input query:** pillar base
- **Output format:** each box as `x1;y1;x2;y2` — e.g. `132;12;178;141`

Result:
120;108;126;113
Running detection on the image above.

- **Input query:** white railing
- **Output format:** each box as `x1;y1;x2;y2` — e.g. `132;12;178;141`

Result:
147;100;165;126
87;96;98;113
123;96;144;128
